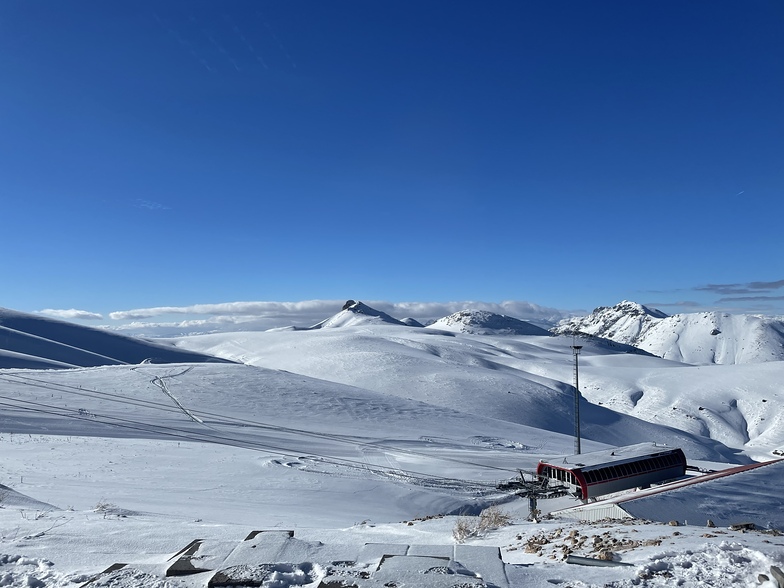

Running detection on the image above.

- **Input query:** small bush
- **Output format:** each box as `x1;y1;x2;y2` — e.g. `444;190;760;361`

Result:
453;506;513;543
453;517;477;543
94;500;118;518
478;505;513;532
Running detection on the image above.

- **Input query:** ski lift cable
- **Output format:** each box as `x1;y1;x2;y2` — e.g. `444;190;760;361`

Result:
0;396;504;491
0;373;523;475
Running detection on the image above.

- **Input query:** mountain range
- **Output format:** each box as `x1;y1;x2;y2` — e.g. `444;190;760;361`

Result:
2;299;784;460
553;300;784;364
3;299;784;369
2;299;784;585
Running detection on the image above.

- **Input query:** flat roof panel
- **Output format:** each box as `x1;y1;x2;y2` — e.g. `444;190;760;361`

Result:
540;443;681;471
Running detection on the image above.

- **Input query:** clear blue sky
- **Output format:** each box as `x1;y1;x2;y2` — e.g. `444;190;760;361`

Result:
2;0;783;321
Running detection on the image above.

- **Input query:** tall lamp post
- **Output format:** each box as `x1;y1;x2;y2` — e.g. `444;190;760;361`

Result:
571;343;583;455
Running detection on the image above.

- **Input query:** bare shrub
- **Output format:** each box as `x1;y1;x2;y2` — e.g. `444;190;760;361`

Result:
20;509;50;521
453;517;478;543
453;506;512;543
478;505;512;533
94;500;117;518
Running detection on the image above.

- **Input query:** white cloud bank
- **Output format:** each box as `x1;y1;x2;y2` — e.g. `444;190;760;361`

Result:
109;300;340;320
103;299;571;338
37;308;104;320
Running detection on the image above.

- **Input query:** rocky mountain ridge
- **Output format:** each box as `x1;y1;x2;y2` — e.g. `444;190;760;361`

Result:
554;301;784;365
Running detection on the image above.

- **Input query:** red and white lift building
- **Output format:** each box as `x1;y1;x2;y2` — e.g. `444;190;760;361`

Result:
536;443;688;501
536;443;784;525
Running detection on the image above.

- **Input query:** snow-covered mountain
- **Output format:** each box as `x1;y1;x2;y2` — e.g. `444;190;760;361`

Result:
2;301;784;586
308;299;409;329
553;301;668;341
553;301;784;364
0;307;231;369
426;309;550;336
173;326;750;461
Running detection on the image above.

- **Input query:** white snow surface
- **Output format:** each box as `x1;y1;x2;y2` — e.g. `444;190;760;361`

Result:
0;308;230;369
426;310;550;336
554;300;784;364
1;304;784;586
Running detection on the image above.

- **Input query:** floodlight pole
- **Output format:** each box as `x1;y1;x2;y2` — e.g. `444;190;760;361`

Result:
571;343;583;455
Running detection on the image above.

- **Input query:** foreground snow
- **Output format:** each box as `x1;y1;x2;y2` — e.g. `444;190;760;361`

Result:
1;320;783;586
2;493;783;587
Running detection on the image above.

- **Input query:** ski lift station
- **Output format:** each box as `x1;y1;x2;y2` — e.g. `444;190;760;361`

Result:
536;443;687;500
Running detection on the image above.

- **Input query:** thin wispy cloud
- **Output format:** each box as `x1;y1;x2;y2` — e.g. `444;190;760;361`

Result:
257;10;297;68
38;309;104;320
136;199;171;211
641;282;784;314
154;11;214;73
717;295;784;303
225;15;269;70
644;300;702;310
204;30;242;71
696;280;784;295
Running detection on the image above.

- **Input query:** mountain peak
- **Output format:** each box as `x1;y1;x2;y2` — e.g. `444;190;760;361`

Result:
426;309;549;336
310;300;407;329
341;300;384;316
554;301;784;364
610;300;669;319
553;300;667;342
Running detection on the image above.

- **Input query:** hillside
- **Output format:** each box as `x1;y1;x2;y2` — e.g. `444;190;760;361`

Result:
553;301;784;364
3;302;782;458
168;302;769;461
0;307;231;369
2;302;784;586
2;360;782;587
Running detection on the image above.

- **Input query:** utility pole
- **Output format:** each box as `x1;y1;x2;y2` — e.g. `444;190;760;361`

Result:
571;342;582;455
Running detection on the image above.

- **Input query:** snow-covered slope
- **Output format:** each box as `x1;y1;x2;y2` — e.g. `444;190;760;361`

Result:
170;325;752;462
426;309;550;336
563;350;784;461
2;302;784;586
0;307;231;368
3;302;782;458
554;301;784;364
644;312;784;364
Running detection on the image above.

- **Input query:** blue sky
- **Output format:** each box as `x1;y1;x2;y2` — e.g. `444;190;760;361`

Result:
2;0;783;326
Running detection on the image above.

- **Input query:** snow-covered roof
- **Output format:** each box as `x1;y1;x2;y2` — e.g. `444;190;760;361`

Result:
540;443;682;470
